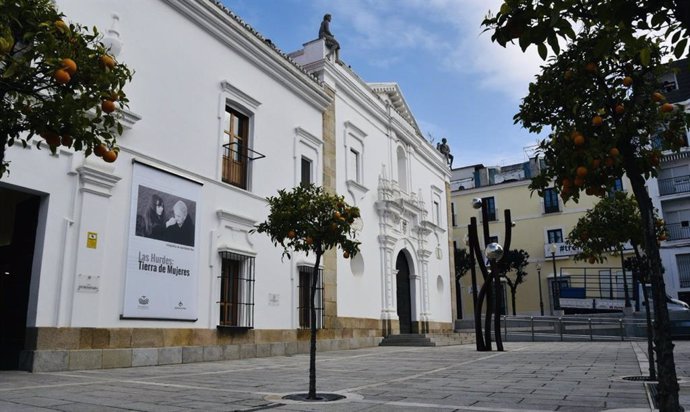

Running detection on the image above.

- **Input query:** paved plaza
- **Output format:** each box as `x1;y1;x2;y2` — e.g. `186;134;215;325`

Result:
2;341;690;411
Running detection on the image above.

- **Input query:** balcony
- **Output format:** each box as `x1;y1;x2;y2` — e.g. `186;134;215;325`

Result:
666;222;690;241
222;142;265;190
659;175;690;196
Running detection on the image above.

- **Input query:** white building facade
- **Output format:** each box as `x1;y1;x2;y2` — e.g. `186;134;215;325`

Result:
0;0;453;372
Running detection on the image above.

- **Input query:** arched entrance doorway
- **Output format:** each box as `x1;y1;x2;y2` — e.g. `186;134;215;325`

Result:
395;251;412;334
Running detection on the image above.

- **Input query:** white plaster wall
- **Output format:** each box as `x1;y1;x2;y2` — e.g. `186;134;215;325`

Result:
329;68;453;324
3;0;326;330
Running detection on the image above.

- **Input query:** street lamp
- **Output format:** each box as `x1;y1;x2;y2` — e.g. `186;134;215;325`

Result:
536;263;544;316
550;243;559;312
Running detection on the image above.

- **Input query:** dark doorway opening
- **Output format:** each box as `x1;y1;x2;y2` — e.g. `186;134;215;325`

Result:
0;187;41;370
395;251;412;334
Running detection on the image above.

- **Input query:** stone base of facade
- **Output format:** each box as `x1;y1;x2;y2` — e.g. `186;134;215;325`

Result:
18;318;453;372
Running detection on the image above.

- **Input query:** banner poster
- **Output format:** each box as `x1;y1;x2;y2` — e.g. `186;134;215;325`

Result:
122;162;202;320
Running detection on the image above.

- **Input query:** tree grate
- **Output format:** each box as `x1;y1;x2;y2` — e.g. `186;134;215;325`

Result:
622;375;656;381
282;393;346;402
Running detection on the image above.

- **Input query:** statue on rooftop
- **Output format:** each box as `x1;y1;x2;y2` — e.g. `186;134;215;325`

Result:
319;14;340;60
436;138;454;168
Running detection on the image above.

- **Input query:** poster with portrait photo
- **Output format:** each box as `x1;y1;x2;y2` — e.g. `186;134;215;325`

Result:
122;162;202;320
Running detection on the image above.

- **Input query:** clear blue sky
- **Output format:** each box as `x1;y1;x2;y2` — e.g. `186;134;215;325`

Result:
221;0;547;168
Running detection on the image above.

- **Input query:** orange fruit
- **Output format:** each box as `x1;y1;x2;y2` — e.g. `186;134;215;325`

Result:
615;104;625;114
333;211;341;219
591;158;601;169
564;70;573;81
99;54;116;69
659;234;667;241
652;92;665;102
53;69;71;84
305;237;313;245
573;134;585;146
101;99;116;113
562;177;572;187
343;251;350;259
94;143;108;157
585;62;597;73
55;20;69;32
576;166;588;177
287;230;296;239
650;154;660;166
61;135;73;147
661;103;674;113
592;116;603;126
588;257;596;264
585;187;594;196
102;150;118;163
61;58;77;75
609;147;620;157
623;76;633;87
574;176;585;187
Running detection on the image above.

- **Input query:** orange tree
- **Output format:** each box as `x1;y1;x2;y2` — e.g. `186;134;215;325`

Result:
0;0;133;177
502;249;529;316
255;184;360;400
483;2;689;409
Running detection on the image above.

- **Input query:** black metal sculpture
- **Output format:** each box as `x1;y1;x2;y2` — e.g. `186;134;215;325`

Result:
466;198;513;351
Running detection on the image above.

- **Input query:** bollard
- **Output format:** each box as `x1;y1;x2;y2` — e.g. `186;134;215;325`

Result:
589;318;593;341
531;316;534;342
559;317;563;341
620;318;624;341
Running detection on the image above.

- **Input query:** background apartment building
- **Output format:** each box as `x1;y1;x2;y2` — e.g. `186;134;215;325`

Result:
450;160;634;318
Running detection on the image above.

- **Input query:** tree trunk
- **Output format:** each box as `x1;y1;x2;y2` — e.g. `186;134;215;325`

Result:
634;246;656;380
624;157;680;410
307;251;322;400
511;287;517;316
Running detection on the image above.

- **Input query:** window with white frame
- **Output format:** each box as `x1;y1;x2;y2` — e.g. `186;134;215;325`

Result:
344;122;366;185
349;148;361;183
219;81;264;191
301;156;312;186
294;127;322;187
677;254;690;288
547;229;564;244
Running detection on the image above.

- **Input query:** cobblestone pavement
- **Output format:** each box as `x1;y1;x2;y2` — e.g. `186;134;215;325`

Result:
1;341;690;411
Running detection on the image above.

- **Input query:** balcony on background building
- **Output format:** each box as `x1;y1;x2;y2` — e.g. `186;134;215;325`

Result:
666;222;690;241
659;175;690;196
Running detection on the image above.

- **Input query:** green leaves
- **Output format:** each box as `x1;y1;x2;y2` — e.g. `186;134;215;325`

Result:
0;0;133;178
255;184;361;261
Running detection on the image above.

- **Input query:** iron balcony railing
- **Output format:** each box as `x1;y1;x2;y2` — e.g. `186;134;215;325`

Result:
552;267;636;312
658;175;690;196
222;142;265;190
666;222;690;241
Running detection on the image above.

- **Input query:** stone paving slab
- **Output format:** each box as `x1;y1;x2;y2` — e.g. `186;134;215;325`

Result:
1;341;690;411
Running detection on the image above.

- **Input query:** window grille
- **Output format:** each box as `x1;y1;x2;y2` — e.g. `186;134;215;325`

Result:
297;265;324;329
677;254;690;288
218;251;255;328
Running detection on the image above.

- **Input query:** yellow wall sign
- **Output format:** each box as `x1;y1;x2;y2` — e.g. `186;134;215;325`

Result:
86;232;98;249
